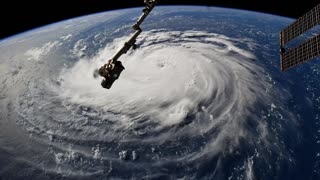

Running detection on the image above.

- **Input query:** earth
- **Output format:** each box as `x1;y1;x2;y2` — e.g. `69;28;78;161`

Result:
0;6;320;180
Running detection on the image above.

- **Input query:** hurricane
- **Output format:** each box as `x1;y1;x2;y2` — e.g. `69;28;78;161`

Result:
4;30;297;179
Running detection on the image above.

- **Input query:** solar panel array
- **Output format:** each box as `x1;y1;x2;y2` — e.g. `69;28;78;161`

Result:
280;3;320;71
280;4;320;47
281;34;320;71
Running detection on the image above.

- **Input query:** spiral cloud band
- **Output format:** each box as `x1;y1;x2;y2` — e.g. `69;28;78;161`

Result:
15;30;285;178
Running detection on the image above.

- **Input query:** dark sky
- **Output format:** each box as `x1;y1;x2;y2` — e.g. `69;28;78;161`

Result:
1;0;319;39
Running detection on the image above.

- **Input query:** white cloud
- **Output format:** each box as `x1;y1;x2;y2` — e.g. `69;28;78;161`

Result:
25;41;59;61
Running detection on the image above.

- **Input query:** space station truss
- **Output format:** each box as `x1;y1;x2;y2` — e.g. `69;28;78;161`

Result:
280;3;320;71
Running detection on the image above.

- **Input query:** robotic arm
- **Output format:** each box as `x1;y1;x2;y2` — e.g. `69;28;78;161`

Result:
94;0;160;89
133;0;160;30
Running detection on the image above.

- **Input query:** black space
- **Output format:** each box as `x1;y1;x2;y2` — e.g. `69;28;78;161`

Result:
1;0;319;39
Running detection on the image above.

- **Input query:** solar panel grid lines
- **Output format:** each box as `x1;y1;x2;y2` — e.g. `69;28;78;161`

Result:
281;4;320;45
281;34;320;71
280;3;320;71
